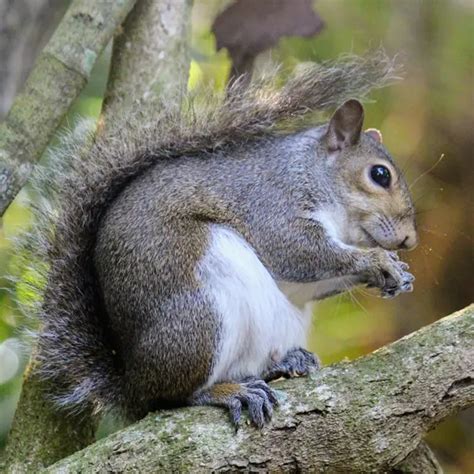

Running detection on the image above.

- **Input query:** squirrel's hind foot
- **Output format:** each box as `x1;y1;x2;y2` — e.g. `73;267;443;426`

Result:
263;347;320;382
190;379;278;429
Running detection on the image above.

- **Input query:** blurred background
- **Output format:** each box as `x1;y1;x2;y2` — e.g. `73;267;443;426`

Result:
0;0;472;471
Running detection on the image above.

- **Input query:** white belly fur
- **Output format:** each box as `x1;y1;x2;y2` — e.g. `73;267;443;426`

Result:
198;225;310;387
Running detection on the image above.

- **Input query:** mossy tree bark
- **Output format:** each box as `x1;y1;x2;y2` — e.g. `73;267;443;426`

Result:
0;0;137;216
45;305;473;473
101;0;192;130
2;0;192;471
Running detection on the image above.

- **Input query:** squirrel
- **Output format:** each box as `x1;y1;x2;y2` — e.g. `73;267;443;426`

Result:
23;53;417;428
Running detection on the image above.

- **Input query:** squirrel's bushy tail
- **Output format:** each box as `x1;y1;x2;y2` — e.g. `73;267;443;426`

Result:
17;51;400;416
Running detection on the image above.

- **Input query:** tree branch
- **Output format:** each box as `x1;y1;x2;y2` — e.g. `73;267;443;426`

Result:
0;0;136;216
101;0;192;131
394;442;443;473
46;305;473;473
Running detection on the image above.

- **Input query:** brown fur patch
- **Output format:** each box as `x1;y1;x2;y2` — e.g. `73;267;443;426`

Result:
209;383;243;400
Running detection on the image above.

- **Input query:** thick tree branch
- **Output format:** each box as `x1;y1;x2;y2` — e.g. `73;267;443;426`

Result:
0;0;136;216
46;305;473;473
101;0;192;131
394;442;443;473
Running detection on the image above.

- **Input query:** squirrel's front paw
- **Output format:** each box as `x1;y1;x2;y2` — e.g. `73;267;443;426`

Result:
366;250;415;298
263;347;320;382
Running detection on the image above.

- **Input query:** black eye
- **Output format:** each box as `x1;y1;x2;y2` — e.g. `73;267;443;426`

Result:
370;165;391;188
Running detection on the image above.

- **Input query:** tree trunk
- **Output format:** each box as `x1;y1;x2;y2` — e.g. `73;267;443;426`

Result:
101;0;192;131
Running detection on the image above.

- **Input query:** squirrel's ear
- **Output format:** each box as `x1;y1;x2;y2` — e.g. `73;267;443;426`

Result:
324;99;364;152
365;128;383;143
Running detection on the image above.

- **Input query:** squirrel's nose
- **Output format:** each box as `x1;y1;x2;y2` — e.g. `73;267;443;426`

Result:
398;233;418;251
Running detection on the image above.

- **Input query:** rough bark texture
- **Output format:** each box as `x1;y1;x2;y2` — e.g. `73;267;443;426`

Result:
394;442;442;473
101;0;192;132
44;305;473;473
0;0;136;216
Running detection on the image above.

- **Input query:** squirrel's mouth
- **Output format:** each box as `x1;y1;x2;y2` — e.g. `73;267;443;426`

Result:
362;227;402;251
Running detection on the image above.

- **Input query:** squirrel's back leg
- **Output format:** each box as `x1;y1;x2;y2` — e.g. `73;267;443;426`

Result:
121;287;220;418
114;274;282;425
189;379;278;428
125;287;280;427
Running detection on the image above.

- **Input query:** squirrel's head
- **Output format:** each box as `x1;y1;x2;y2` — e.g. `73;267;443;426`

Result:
322;99;418;251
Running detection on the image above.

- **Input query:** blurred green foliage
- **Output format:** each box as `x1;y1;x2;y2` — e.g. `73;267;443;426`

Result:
0;0;472;471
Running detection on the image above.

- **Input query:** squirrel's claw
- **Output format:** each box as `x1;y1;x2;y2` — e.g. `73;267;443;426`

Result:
381;270;415;298
228;398;242;429
190;379;278;429
231;380;278;428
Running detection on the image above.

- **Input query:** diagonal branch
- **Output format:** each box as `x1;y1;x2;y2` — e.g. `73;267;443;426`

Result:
0;0;136;216
46;305;473;473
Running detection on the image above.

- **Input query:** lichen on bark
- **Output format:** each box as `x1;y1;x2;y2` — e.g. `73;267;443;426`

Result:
44;305;473;473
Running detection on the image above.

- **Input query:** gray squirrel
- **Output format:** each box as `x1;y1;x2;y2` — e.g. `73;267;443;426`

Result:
25;53;417;428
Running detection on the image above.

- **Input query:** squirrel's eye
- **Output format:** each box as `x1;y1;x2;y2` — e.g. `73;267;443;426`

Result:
370;165;391;188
